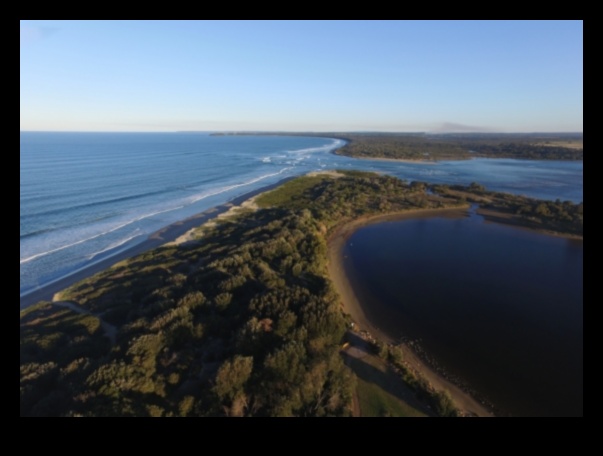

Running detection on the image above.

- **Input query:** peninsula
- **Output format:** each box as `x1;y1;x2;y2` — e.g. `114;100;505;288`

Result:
210;132;583;161
20;171;582;417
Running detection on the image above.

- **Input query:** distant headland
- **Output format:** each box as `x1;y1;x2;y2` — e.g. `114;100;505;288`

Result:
208;131;583;161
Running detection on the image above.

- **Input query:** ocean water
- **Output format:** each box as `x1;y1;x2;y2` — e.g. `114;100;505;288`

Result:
20;132;583;296
343;210;583;416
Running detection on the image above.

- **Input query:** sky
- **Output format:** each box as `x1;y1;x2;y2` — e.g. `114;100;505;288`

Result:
20;20;583;133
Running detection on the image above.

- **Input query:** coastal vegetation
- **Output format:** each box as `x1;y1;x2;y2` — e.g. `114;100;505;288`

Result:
334;133;583;161
20;171;582;416
212;132;583;161
365;339;459;417
432;182;583;237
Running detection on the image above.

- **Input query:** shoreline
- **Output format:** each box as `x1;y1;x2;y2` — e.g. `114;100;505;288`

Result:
327;207;496;417
327;208;466;345
332;151;584;164
332;151;444;163
476;207;583;241
19;176;296;310
20;170;581;415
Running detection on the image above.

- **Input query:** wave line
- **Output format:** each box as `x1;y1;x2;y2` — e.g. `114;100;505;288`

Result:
87;232;142;260
286;139;343;154
190;167;292;203
21;167;293;265
20;205;184;264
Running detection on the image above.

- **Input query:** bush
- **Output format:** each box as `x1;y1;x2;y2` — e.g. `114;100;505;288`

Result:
434;390;459;417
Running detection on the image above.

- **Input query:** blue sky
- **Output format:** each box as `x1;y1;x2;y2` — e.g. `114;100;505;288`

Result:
20;20;583;133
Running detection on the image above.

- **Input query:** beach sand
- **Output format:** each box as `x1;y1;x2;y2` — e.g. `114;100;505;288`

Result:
327;207;495;417
20;176;295;310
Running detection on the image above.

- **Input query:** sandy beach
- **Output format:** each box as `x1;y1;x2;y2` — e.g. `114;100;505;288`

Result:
327;207;495;417
19;176;295;310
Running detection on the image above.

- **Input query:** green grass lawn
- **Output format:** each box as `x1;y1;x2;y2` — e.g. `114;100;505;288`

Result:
346;354;429;417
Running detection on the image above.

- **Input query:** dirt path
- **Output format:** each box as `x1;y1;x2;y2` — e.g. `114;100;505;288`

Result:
350;388;361;417
53;301;117;345
342;331;434;417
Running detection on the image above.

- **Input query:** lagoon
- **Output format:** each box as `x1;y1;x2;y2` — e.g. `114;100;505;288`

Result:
341;209;583;416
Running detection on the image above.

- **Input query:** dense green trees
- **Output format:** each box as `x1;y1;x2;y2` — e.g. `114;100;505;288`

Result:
25;172;446;416
21;172;580;416
211;132;583;161
433;183;583;236
331;133;582;161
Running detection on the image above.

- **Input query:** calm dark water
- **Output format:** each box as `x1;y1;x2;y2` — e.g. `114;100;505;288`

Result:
343;210;583;416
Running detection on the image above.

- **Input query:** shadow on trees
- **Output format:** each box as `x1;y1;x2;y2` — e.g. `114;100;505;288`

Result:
340;351;434;417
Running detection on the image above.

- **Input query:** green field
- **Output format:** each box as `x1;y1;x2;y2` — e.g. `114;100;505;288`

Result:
346;354;429;417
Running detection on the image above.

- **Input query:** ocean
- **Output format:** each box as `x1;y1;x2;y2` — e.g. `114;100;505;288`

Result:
20;132;583;296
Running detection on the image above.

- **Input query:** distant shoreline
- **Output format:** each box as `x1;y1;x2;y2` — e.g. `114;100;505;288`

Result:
476;207;583;241
332;151;444;163
19;176;296;310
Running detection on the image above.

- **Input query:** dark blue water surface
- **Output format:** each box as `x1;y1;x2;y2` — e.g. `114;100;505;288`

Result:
342;210;583;416
20;132;582;296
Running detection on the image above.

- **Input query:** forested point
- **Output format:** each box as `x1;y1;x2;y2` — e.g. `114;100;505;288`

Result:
333;133;583;161
433;182;583;236
212;131;583;161
20;172;582;416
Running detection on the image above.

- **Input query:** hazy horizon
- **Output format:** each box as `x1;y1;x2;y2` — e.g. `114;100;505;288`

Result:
19;129;584;134
21;20;583;133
